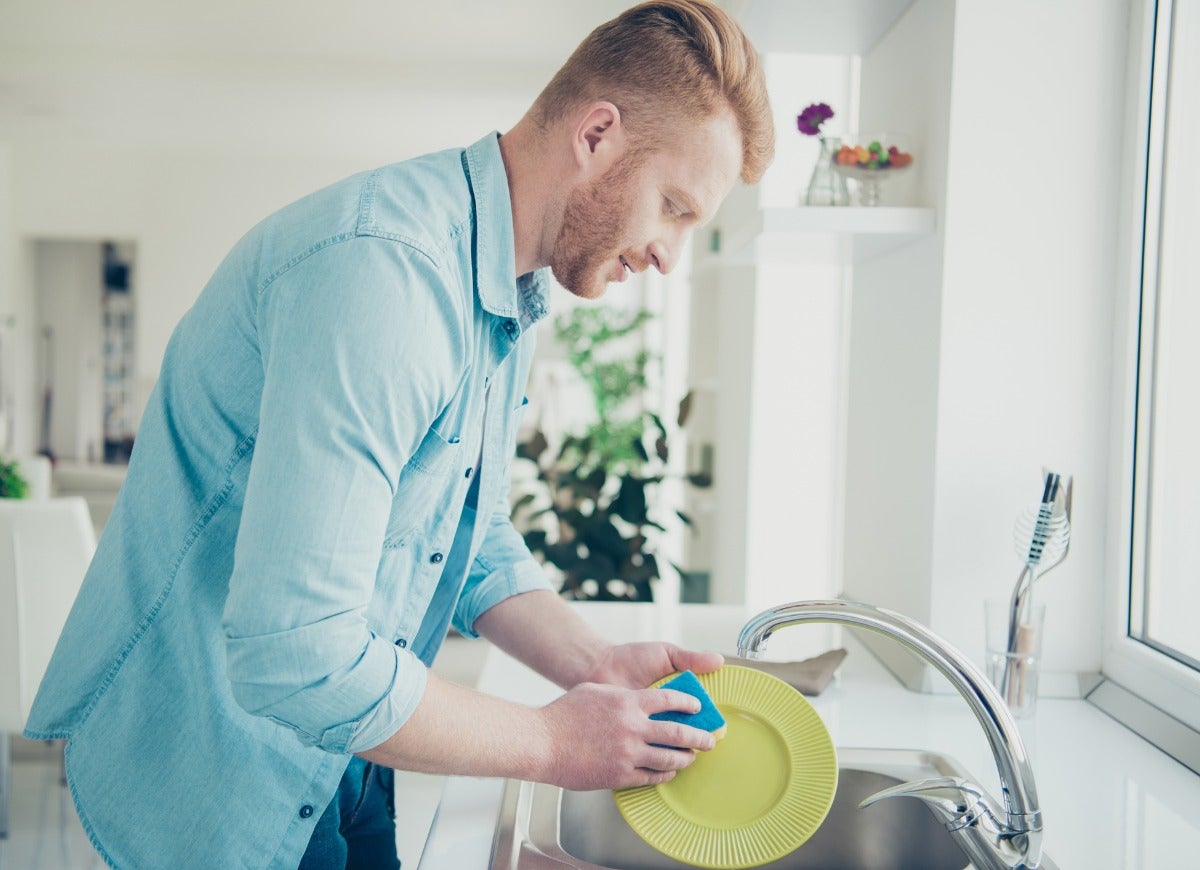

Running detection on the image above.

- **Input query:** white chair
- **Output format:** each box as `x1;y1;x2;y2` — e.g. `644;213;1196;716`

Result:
0;497;96;838
51;460;126;534
11;456;52;501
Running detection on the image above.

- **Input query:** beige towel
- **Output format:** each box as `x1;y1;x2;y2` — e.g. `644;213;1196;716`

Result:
726;648;848;696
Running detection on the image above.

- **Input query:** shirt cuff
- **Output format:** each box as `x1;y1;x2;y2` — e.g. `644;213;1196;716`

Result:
453;557;554;639
341;645;429;754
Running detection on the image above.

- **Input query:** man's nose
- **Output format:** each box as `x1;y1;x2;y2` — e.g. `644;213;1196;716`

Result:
646;241;678;275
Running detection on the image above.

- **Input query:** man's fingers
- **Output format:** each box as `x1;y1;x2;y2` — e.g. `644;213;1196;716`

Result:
648;720;717;752
668;645;725;675
639;746;699;773
638;688;701;715
628;768;678;787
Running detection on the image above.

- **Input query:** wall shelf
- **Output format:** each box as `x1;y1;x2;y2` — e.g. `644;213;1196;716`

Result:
705;206;937;267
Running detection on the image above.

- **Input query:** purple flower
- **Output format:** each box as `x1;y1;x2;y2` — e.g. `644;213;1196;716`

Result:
797;102;834;136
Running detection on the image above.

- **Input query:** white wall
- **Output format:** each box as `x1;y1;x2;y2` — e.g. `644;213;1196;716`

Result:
842;0;955;686
687;52;855;657
844;0;1129;688
2;85;537;455
933;0;1128;680
743;260;843;610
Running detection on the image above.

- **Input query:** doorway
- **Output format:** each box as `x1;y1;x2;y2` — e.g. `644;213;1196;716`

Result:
31;239;136;465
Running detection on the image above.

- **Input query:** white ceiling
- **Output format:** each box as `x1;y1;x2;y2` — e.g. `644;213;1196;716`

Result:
0;0;639;70
0;0;647;158
0;0;915;63
0;0;915;159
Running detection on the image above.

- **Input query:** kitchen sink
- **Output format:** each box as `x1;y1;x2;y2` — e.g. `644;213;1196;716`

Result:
489;748;1059;869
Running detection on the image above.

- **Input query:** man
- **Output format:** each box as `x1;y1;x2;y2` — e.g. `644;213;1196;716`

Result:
25;1;775;866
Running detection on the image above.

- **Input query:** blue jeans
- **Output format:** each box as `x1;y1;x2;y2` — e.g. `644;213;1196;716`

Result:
298;757;400;869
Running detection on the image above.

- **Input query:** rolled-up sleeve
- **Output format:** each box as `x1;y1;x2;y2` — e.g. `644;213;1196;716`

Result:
222;236;461;754
452;472;553;639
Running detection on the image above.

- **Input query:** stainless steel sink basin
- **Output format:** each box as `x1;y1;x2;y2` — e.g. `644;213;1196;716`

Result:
489;748;1059;869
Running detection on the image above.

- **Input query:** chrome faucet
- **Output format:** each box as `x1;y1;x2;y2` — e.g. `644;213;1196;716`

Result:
737;600;1044;870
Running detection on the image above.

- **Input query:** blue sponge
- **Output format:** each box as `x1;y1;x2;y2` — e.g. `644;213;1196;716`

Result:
650;670;727;743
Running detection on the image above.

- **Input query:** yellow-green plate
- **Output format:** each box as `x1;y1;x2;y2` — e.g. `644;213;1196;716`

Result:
614;665;837;869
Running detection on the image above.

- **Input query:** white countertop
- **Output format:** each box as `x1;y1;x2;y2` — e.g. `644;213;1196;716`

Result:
410;603;1200;869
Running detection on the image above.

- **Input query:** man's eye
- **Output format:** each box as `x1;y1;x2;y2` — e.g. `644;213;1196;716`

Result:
665;201;683;218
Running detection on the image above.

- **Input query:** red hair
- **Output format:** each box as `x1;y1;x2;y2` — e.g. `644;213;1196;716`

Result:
533;0;774;184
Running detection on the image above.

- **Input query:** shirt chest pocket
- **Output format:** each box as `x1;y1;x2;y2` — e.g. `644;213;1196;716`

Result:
511;395;530;429
383;426;460;548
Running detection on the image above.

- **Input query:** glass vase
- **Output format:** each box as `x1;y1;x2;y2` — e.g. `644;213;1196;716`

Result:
804;136;849;207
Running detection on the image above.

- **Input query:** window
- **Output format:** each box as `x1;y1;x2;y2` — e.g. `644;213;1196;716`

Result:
1098;0;1200;764
1130;0;1200;669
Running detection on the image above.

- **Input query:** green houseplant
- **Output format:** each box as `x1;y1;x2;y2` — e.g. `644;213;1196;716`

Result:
512;307;711;602
0;456;30;499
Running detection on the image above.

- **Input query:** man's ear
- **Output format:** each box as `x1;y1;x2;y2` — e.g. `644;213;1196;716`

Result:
570;102;626;179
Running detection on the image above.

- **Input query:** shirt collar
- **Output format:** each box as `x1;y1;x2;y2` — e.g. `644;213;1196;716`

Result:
463;132;550;329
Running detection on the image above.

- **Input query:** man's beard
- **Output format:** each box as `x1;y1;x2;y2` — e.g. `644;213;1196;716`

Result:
549;159;641;300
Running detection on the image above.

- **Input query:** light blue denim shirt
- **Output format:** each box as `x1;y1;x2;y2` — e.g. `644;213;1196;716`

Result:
25;132;554;868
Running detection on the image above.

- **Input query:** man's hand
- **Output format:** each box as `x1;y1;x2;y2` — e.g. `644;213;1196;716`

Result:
536;682;717;790
475;590;725;691
583;642;725;691
363;594;728;789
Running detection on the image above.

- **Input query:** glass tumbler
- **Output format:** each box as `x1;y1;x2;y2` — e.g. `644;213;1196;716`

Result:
985;599;1046;718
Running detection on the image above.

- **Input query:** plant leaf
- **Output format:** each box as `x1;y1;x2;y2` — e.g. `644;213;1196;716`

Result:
612;475;649;525
545;541;583;570
583;466;607;495
630;578;655;602
677;391;694;427
576;552;617;581
523;529;547;553
642;553;659;578
515;430;549;463
511;492;537;514
579;517;629;558
622;555;658;584
631;437;649;462
556;435;577;461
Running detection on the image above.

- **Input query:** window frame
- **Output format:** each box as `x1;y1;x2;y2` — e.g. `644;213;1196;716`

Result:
1099;0;1200;750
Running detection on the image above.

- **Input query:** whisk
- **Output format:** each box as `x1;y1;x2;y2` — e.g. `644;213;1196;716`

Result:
1000;471;1072;705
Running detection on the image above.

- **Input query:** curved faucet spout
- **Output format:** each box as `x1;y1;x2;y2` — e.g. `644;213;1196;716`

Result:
737;599;1043;870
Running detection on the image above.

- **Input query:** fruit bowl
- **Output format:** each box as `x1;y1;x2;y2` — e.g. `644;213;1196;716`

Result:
832;133;915;206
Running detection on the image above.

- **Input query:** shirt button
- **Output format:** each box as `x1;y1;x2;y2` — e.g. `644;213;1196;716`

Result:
430;552;444;564
396;638;407;649
465;467;473;478
299;805;314;819
504;320;518;336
